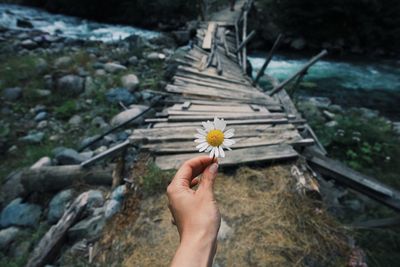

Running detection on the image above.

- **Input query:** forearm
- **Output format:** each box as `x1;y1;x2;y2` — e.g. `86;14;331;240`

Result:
171;234;217;267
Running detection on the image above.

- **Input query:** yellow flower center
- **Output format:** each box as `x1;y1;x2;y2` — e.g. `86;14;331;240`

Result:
206;129;224;147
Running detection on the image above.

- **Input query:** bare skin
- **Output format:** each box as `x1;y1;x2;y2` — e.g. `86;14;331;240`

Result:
167;156;221;267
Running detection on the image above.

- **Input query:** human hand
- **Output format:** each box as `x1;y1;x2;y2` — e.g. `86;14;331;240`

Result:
167;156;221;267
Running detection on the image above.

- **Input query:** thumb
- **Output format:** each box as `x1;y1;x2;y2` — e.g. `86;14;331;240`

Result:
199;162;219;193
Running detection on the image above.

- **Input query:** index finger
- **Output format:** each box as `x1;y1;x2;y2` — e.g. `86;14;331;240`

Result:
170;156;216;188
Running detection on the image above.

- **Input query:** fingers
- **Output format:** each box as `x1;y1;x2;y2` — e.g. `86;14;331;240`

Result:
198;163;219;193
170;156;214;188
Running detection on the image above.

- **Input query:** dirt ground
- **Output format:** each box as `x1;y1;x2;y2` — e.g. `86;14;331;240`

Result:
95;160;350;267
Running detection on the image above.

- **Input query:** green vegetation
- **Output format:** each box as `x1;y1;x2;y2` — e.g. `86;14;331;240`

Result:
140;163;174;196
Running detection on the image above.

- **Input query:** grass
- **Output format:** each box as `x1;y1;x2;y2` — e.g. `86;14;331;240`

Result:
139;163;174;196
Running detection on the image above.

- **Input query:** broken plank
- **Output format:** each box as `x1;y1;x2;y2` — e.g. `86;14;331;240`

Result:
202;22;217;50
155;144;298;170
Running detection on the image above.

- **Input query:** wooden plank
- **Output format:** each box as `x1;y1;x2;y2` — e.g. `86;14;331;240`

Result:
155;144;298;170
167;109;270;117
351;217;400;229
131;124;296;142
305;148;400;212
150;118;289;128
167;113;286;122
143;131;307;154
25;193;89;267
178;66;250;85
202;22;217;50
170;103;264;113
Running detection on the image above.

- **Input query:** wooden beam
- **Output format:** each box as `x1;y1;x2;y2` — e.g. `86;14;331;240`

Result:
305;149;400;212
202;22;217;50
268;50;328;96
25;192;89;267
351;217;400;229
235;30;256;53
253;34;283;85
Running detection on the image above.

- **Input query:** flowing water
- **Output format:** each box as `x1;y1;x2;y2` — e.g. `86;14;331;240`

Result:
0;4;160;42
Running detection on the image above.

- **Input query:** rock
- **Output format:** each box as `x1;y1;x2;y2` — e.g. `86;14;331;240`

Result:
54;56;72;69
110;105;149;126
68;215;106;241
121;74;139;92
393;122;400;135
308;97;332;108
87;190;104;209
55;148;86;165
104;200;121;219
48;189;74;224
326;121;338;128
2;87;22;101
146;52;166;60
291;37;306;50
323;110;335;120
10;240;31;258
111;185;127;202
329;104;343;114
0;198;42;228
84;76;96;95
94;146;108;155
34;111;48;122
0;227;20;250
21;39;37;50
35;58;48;74
358;108;379;119
80;135;101;150
0;171;25;207
95;69;106;76
16;19;33;28
68;115;82;126
218;218;233;241
343;199;364;212
92;116;108;129
35;89;51;97
56;75;85;96
128;56;139;65
104;62;127;73
106;88;135;106
30;157;51;169
20;132;44;144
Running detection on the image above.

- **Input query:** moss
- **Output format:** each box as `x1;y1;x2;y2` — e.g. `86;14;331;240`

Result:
54;100;79;119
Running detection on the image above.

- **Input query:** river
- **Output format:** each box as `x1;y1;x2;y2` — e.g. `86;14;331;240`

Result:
1;3;399;119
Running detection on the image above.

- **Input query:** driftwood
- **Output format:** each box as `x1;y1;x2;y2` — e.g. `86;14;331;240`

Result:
21;165;113;193
25;192;89;267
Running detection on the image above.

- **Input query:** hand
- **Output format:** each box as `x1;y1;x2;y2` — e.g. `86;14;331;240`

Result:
167;156;221;267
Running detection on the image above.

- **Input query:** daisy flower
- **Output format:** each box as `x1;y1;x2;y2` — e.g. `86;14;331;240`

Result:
194;117;235;158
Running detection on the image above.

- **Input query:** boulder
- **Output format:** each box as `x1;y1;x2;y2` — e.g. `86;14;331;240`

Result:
106;88;135;106
20;39;38;50
30;157;52;169
19;132;44;144
86;190;104;209
34;89;51;97
0;227;20;250
16;19;33;28
47;189;74;224
2;87;22;101
54;56;72;69
104;200;121;219
325;121;338;128
67;215;106;241
104;62;127;73
121;74;139;92
146;52;166;60
307;97;332;108
393;122;400;135
35;58;48;74
0;172;25;208
110;105;149;126
0;198;42;228
68;115;82;126
111;185;127;202
34;111;48;122
291;37;306;50
55;148;87;165
128;56;139;65
56;75;85;96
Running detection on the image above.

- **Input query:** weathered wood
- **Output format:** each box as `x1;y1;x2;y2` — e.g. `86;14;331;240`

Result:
155;144;298;170
21;165;113;193
269;50;328;96
306;149;400;212
351;217;400;229
253;34;283;85
235;30;256;53
150;118;289;128
25;192;89;267
221;29;230;56
202;22;217;50
242;10;248;71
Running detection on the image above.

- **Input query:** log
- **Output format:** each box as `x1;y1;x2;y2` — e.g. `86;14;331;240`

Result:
253;34;283;85
268;50;328;96
21;165;113;193
235;30;256;53
25;192;89;267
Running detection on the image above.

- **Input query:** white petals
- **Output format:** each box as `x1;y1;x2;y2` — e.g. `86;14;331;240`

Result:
224;128;235;138
195;117;235;158
219;146;225;158
223;139;235;146
196;128;207;136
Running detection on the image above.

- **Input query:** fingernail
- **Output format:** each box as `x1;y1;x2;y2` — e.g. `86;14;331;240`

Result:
209;163;219;175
